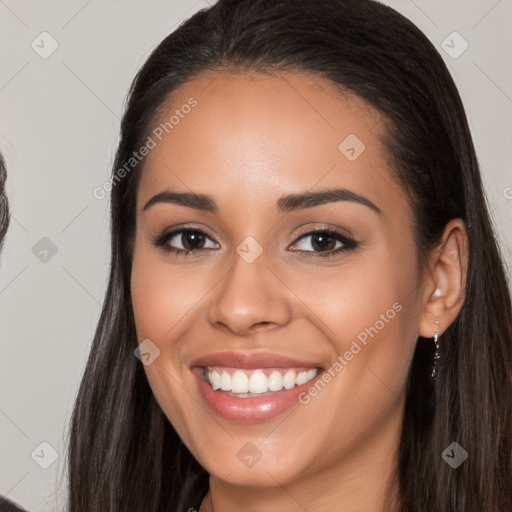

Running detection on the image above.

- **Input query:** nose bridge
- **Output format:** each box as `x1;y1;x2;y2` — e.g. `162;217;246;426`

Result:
208;240;291;334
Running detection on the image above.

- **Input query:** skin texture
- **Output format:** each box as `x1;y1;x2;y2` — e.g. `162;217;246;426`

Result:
130;71;468;512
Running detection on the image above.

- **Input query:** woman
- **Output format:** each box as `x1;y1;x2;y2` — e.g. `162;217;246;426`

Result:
67;0;512;510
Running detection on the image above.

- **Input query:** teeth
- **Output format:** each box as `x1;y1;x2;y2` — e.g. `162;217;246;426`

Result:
248;371;268;393
220;371;231;391
296;371;308;386
211;370;221;390
283;369;296;389
232;370;249;393
207;367;319;394
268;370;283;391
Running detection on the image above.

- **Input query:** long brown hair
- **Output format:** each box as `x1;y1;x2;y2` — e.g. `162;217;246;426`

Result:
66;1;512;510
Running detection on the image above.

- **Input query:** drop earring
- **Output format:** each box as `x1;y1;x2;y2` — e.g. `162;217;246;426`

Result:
431;321;440;379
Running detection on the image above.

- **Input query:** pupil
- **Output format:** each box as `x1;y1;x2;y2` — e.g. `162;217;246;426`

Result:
183;231;204;250
312;233;336;252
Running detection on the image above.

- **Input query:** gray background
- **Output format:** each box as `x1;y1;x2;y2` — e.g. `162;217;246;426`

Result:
0;1;511;511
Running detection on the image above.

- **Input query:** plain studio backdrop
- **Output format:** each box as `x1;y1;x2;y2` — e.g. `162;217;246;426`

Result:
0;1;511;510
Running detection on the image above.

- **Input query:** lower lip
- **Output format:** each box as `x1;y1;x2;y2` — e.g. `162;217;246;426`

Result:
192;368;322;423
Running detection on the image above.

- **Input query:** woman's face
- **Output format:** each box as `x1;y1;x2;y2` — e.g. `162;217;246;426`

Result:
131;71;425;490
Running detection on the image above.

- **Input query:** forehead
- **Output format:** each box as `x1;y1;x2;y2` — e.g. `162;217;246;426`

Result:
136;70;405;216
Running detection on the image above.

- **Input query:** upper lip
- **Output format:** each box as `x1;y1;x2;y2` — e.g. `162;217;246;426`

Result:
190;351;322;370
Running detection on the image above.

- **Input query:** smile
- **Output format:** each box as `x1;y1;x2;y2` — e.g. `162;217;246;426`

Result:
204;366;319;397
189;352;324;422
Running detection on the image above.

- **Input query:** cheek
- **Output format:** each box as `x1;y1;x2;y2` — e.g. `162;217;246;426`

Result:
286;240;418;356
275;256;419;471
131;246;206;342
130;247;203;441
291;243;420;416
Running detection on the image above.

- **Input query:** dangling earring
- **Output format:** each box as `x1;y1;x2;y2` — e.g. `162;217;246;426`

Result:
431;321;440;379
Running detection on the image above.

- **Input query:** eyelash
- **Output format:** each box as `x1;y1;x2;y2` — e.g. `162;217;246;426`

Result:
151;225;358;258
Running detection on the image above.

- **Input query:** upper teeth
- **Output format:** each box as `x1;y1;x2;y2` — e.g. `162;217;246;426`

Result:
207;368;318;394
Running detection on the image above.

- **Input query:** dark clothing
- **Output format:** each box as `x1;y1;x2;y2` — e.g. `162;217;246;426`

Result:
0;496;29;512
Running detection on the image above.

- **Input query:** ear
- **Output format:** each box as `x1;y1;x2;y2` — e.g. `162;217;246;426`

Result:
418;218;469;338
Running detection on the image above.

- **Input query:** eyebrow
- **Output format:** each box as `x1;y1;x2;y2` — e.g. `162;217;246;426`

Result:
142;187;381;214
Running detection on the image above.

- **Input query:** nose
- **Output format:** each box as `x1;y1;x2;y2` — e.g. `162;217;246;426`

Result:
208;251;292;336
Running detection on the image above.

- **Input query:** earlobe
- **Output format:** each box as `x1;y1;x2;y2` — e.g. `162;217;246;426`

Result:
418;218;469;338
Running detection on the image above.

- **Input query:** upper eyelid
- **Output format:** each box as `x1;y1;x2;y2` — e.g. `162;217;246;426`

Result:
158;225;218;243
293;225;354;240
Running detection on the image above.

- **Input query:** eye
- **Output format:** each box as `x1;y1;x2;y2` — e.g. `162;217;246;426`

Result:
152;228;219;256
152;226;357;258
289;228;357;258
